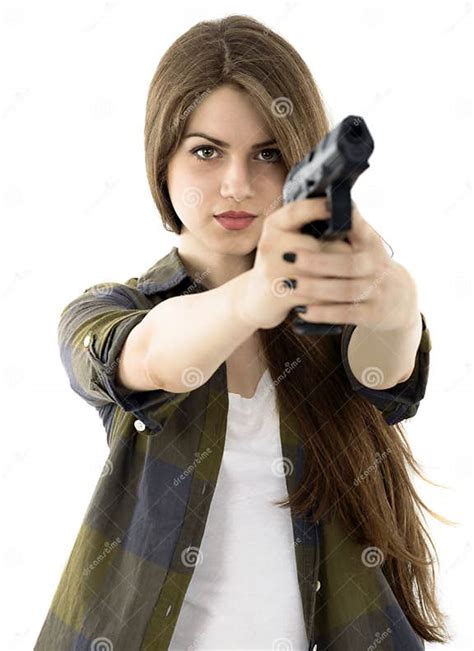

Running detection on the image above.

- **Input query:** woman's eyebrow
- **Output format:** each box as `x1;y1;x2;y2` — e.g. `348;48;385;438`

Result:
183;132;277;149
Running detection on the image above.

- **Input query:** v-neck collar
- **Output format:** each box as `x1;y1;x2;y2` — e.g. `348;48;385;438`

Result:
228;368;272;402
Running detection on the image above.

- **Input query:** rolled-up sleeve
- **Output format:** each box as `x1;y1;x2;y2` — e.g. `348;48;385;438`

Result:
57;281;191;432
340;312;432;425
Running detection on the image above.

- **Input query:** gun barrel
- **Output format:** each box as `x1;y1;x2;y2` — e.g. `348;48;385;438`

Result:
283;115;374;203
284;115;375;337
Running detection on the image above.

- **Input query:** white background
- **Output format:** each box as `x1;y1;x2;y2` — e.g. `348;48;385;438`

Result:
0;1;472;649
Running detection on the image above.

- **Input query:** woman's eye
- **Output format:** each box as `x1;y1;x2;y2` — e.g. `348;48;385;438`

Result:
190;145;282;164
191;145;219;161
258;148;282;163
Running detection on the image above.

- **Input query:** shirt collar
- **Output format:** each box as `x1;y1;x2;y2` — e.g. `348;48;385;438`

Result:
136;246;204;295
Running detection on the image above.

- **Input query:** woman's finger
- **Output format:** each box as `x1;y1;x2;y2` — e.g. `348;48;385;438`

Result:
286;275;377;304
294;300;367;324
282;247;375;278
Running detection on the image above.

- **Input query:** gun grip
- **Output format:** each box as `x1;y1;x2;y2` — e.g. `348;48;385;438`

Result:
292;180;354;335
290;315;343;336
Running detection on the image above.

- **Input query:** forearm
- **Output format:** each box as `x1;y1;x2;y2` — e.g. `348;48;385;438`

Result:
346;311;423;390
143;269;258;392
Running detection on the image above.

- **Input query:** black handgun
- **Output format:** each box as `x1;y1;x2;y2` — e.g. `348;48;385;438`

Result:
282;115;374;336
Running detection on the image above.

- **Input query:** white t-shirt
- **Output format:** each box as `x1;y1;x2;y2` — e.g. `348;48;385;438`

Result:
169;369;308;651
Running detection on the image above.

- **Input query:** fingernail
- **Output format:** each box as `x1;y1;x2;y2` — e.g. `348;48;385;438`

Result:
282;252;297;263
283;278;297;289
294;305;307;313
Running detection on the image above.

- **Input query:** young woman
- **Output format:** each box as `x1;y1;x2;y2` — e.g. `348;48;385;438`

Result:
35;14;453;651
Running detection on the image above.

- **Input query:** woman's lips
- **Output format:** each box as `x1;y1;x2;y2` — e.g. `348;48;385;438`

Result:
214;217;256;230
214;214;257;230
214;211;257;219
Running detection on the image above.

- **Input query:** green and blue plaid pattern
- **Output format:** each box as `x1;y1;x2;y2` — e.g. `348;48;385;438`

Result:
34;246;430;650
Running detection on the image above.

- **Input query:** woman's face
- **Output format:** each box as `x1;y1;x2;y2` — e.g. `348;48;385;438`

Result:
166;84;288;258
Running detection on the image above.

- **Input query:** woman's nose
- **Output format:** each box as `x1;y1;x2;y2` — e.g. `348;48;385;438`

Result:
219;162;255;202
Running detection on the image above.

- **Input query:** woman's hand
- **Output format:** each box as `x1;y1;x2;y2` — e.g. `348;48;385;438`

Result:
237;197;331;329
238;197;420;332
293;202;420;332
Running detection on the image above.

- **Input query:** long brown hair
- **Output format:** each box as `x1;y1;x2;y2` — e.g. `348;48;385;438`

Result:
144;14;455;643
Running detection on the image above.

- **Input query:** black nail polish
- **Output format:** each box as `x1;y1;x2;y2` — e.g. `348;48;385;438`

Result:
282;252;296;263
283;278;297;289
293;305;307;313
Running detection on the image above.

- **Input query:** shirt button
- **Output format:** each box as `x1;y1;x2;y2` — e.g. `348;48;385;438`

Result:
316;579;321;592
134;419;146;432
83;334;92;347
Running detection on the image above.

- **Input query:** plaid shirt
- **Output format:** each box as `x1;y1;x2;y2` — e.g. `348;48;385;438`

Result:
35;246;431;650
